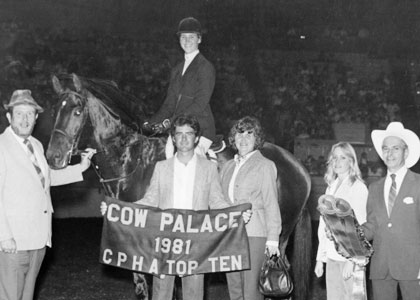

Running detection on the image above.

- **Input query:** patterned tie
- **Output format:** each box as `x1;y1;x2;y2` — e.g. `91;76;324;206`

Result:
388;174;397;215
24;138;45;188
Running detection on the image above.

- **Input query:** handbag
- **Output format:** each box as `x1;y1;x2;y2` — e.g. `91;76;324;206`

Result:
258;254;294;297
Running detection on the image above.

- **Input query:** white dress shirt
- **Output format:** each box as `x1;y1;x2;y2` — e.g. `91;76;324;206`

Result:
182;50;199;75
173;153;197;209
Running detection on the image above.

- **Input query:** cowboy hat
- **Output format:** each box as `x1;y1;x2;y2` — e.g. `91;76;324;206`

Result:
4;89;44;113
371;122;420;168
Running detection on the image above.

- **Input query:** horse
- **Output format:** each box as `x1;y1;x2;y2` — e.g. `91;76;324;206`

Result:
46;73;312;300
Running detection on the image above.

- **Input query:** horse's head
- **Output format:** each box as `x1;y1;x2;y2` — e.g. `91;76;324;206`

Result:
46;74;89;169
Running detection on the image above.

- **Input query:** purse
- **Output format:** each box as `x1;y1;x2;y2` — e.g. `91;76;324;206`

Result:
258;254;294;297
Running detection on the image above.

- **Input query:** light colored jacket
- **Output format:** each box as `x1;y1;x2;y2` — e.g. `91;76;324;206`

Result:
220;150;282;241
0;127;84;250
137;155;228;210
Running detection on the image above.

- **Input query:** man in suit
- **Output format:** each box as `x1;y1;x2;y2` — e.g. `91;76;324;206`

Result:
142;17;216;158
0;90;96;300
362;122;420;300
137;114;227;300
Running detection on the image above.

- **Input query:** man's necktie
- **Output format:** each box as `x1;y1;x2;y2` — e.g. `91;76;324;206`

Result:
388;174;396;215
24;138;45;188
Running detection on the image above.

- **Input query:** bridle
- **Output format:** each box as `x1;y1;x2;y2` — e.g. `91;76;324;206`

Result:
54;89;144;188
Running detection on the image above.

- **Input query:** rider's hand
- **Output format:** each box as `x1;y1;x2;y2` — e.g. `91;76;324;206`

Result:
100;201;108;216
142;122;153;134
151;123;165;134
0;238;17;253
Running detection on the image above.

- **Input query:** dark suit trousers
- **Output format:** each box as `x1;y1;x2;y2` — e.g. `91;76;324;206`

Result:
372;275;420;300
226;237;266;300
152;273;204;300
0;247;46;300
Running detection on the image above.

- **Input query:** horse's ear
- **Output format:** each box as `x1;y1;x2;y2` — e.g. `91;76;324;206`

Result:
72;73;83;92
52;75;63;95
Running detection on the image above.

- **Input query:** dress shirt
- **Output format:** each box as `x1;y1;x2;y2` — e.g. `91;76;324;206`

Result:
384;166;407;215
173;153;197;209
9;127;47;179
228;150;257;202
182;50;199;75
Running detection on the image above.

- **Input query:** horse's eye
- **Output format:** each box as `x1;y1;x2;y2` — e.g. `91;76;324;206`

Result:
74;109;82;116
62;101;67;106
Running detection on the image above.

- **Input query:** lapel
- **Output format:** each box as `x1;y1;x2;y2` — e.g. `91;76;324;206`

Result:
4;128;43;185
392;170;415;215
375;177;389;219
235;151;262;181
164;158;175;207
183;53;201;76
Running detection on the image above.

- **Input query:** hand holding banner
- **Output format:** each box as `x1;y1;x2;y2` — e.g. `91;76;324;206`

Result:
100;196;252;276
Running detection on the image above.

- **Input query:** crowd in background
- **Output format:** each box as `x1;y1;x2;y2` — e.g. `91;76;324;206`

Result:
0;20;401;151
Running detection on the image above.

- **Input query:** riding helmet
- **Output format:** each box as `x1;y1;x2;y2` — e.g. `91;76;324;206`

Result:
177;17;202;35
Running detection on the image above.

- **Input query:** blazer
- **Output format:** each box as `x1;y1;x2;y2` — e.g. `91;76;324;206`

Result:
149;53;216;142
220;151;282;241
137;155;228;210
0;127;84;251
363;170;420;280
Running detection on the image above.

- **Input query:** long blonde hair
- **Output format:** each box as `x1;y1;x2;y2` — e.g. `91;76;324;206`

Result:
324;142;364;186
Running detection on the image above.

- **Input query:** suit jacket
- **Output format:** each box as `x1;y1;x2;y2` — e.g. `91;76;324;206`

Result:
363;170;420;280
220;151;282;241
138;155;228;210
149;53;216;142
0;127;84;251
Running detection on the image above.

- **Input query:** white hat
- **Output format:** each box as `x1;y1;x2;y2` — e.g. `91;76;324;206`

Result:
371;122;420;168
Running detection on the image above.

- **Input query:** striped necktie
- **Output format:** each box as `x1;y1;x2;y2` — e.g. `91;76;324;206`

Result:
388;174;396;215
24;138;45;188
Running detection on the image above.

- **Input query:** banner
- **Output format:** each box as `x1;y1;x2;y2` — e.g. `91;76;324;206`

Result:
100;197;251;276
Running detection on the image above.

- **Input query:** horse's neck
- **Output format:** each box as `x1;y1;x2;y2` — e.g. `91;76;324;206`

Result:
87;94;132;142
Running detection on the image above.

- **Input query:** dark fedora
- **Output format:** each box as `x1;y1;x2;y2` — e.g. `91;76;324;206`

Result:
4;89;44;113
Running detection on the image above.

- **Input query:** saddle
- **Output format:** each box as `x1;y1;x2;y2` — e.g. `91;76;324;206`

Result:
209;134;226;153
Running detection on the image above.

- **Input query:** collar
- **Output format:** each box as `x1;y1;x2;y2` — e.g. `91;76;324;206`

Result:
234;150;257;165
184;50;199;62
387;166;407;181
174;152;197;167
7;126;30;145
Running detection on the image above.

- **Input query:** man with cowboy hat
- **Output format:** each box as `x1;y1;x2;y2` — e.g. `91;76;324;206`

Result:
142;17;217;159
362;122;420;300
0;90;96;300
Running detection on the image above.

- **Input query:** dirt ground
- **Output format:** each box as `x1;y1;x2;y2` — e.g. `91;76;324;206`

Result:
35;218;326;300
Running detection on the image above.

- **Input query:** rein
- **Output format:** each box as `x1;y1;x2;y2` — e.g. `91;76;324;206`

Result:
90;155;142;184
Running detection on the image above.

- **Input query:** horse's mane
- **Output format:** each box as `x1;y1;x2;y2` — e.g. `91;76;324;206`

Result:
56;74;146;130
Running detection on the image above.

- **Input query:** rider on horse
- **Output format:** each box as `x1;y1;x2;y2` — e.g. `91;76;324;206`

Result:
141;17;217;159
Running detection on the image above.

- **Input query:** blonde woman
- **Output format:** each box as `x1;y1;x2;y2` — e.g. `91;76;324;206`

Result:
314;142;368;300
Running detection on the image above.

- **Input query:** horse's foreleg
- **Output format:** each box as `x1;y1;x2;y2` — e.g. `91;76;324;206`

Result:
290;207;312;300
